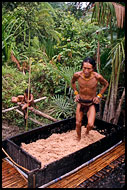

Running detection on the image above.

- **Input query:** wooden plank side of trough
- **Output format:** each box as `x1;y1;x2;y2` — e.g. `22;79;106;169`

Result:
94;118;122;131
3;139;41;172
28;168;40;188
2;139;8;159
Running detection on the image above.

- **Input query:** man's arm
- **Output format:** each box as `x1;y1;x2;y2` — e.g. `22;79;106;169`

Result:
29;94;34;103
98;75;109;96
71;72;80;101
71;72;79;92
93;74;109;104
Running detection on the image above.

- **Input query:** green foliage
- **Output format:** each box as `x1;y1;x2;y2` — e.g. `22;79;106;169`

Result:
46;62;78;95
65;2;84;19
2;66;28;108
52;10;110;69
50;94;76;120
48;2;67;9
2;2;61;65
30;61;59;96
2;12;24;63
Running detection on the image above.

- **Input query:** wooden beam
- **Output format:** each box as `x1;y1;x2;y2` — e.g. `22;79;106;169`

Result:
15;109;45;126
2;106;20;113
28;118;44;126
34;97;47;103
2;97;47;113
15;109;24;116
29;108;58;122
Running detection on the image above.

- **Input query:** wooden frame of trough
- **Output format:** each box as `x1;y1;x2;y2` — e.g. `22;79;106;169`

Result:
2;117;124;188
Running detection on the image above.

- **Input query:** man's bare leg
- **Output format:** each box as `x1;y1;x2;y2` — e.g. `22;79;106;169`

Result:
76;125;82;141
76;103;84;141
86;105;96;134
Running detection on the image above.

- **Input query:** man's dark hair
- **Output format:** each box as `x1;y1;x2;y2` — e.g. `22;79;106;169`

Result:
25;88;31;94
81;57;96;69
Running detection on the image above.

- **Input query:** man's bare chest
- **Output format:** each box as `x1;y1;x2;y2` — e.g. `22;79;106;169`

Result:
78;77;98;89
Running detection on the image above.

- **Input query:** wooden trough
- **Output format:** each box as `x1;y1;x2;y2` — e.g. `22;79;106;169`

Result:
2;116;124;188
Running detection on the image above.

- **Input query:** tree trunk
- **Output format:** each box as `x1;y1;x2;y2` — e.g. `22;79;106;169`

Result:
103;84;115;123
113;88;125;124
102;60;120;123
108;84;116;122
102;71;112;121
102;101;109;121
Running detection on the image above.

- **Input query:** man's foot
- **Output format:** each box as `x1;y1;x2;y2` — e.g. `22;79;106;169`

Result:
76;136;81;141
85;128;89;135
85;125;93;135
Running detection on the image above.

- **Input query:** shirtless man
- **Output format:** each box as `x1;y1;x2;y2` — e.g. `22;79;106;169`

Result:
71;57;109;141
22;88;34;120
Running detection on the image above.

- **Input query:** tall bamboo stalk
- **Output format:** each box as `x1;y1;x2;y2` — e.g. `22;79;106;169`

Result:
96;32;102;119
26;29;31;131
26;58;31;131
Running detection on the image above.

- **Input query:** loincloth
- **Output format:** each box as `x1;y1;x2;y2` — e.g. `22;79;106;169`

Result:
78;98;99;113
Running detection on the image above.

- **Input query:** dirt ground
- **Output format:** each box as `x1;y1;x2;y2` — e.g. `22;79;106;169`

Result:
2;120;25;140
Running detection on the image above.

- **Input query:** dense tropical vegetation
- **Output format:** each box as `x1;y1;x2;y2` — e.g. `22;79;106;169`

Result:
2;2;125;130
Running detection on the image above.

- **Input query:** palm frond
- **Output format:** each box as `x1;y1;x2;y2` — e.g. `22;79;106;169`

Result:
112;2;125;28
91;2;125;28
108;37;125;62
50;94;75;119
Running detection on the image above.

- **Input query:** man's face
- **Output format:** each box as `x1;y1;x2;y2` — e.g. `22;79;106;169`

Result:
82;62;93;78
